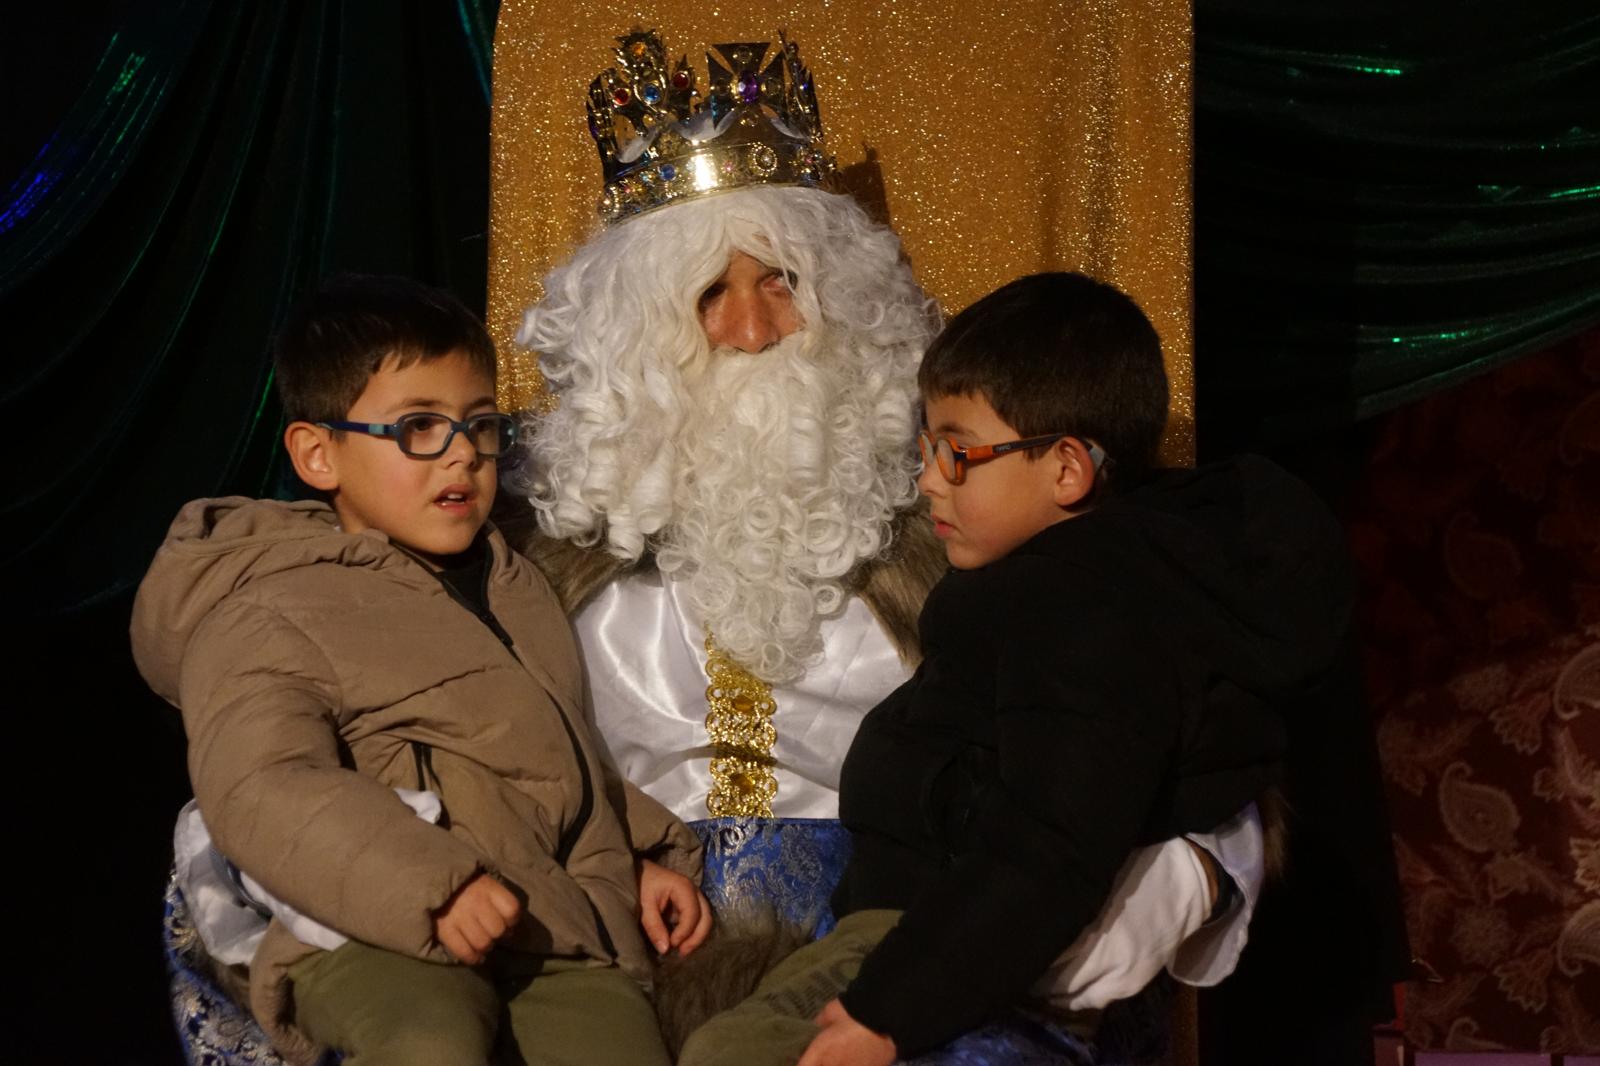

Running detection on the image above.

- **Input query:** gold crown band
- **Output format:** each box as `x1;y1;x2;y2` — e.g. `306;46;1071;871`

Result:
600;136;831;222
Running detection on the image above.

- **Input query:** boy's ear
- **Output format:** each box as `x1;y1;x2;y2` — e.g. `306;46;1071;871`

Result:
284;421;340;493
1050;437;1099;510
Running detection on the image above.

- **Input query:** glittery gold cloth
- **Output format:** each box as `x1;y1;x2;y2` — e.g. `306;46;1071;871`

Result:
489;1;1194;464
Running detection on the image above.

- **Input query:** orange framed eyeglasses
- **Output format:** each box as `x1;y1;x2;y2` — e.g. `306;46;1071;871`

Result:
917;430;1105;485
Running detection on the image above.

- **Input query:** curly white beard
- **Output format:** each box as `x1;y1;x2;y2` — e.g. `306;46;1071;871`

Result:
654;330;919;682
517;187;934;680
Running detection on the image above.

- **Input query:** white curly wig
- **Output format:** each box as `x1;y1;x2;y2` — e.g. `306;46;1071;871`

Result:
515;185;938;680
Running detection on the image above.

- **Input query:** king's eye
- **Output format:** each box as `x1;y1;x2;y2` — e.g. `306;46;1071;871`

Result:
698;281;726;311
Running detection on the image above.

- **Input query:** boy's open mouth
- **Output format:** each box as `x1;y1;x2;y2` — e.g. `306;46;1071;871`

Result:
435;486;475;507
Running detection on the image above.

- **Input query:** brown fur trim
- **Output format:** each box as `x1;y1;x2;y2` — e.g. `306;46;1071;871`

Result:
853;502;947;668
652;904;814;1056
199;950;254;1019
491;492;632;613
1258;784;1289;883
524;532;631;614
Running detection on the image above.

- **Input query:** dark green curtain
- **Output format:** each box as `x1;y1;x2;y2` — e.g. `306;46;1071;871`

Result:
2;0;499;616
1194;2;1600;456
8;1;1597;609
2;7;497;1062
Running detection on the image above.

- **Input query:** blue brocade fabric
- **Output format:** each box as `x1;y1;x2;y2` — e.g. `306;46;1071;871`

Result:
163;871;306;1066
163;819;1165;1064
690;817;853;935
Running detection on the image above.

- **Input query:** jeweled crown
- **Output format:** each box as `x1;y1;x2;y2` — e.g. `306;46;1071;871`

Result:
587;30;834;223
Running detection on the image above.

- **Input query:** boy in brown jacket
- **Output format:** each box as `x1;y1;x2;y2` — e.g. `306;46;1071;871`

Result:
133;275;708;1066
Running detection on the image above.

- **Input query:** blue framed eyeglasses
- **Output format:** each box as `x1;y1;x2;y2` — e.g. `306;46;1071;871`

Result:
319;412;519;459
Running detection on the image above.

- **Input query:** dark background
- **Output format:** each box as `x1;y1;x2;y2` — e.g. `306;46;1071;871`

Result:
3;3;1597;1062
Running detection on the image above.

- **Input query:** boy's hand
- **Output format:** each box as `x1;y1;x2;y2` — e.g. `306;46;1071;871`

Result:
637;858;713;957
432;872;521;965
799;1000;897;1066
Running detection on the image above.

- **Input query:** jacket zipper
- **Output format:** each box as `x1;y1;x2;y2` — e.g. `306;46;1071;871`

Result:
463;563;596;869
409;742;451;828
395;541;618;960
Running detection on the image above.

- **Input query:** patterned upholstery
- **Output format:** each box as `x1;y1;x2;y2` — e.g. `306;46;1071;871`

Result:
164;872;306;1066
1350;331;1600;1053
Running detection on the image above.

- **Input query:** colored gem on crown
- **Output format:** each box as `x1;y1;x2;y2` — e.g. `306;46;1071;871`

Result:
585;29;835;223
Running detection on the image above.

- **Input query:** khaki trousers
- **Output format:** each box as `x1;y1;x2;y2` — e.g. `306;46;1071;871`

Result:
288;940;671;1066
677;909;902;1066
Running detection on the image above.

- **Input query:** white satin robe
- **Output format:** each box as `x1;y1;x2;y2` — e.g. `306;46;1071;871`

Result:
574;570;1263;1007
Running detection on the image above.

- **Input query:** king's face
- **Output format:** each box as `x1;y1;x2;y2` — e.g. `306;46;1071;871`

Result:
698;250;802;353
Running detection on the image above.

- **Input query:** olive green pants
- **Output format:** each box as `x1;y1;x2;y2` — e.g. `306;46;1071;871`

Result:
677;909;902;1066
289;940;671;1066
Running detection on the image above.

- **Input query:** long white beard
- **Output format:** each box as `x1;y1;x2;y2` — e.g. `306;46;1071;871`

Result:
655;332;918;683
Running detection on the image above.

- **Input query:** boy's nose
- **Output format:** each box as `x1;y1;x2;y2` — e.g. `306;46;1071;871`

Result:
443;424;481;464
916;460;945;497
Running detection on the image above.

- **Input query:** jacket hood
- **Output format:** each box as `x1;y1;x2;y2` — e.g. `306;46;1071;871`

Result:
1078;454;1354;693
131;497;421;704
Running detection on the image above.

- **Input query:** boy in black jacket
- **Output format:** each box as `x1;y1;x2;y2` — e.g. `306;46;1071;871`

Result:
678;273;1384;1066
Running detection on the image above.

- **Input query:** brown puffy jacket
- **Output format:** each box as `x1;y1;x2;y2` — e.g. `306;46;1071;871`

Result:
132;497;701;1064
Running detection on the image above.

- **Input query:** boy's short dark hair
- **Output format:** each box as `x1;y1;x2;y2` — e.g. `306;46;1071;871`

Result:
918;272;1169;486
274;274;497;424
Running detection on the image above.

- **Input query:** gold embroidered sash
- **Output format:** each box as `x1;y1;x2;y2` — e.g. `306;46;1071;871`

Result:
702;633;778;817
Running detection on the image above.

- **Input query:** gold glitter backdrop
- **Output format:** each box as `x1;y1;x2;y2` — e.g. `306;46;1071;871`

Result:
489;0;1194;464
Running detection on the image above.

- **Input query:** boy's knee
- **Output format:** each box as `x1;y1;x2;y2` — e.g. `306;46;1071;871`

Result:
677;1023;731;1066
356;1025;494;1066
292;957;499;1063
678;999;824;1066
331;1000;497;1064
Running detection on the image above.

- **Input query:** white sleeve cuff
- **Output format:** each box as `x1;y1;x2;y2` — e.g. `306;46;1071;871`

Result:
173;788;444;964
1170;801;1265;987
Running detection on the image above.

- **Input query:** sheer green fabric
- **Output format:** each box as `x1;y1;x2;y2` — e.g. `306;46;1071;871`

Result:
0;2;498;614
4;2;1596;609
1194;3;1600;454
